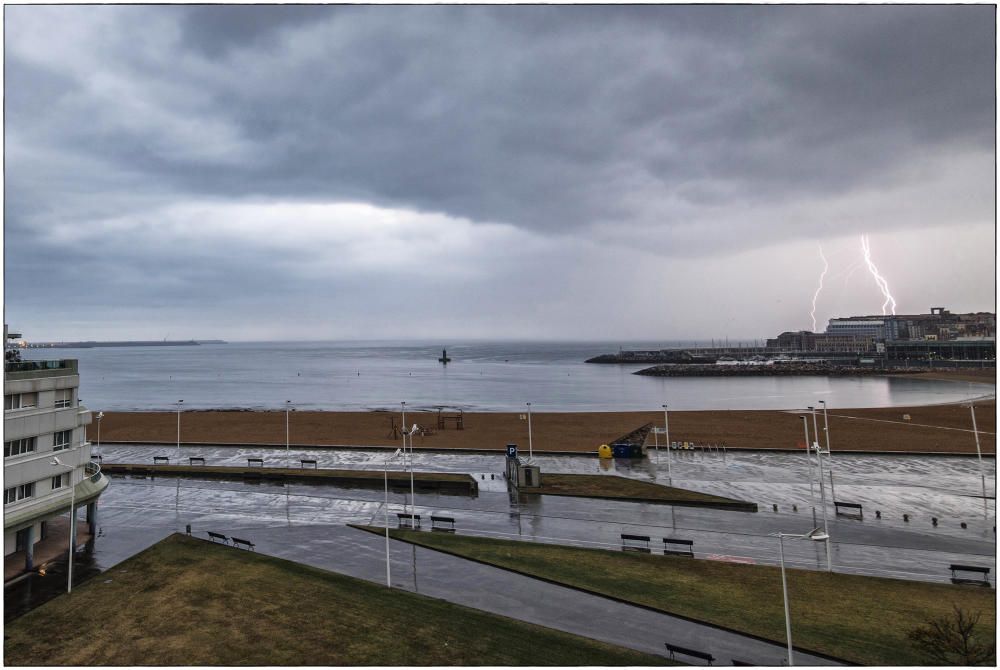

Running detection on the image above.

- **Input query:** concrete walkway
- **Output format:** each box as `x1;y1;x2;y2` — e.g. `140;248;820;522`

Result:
199;521;838;666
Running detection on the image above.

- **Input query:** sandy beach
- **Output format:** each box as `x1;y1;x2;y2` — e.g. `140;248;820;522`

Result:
88;400;996;455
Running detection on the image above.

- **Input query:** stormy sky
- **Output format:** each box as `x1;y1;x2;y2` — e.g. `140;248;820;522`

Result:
5;5;996;342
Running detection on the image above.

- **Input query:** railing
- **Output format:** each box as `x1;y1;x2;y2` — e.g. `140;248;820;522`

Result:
4;359;77;373
86;461;103;483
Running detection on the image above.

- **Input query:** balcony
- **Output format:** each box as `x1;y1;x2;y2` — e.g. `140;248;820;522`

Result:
5;359;78;380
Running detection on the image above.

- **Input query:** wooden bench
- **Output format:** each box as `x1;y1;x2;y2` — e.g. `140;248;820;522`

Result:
834;501;863;519
431;515;456;532
231;537;255;551
950;564;991;587
207;531;229;544
662;538;694;557
664;642;714;665
189;457;205;466
247;458;264;467
397;513;421;529
153;456;170;465
300;459;318;469
621;534;651;553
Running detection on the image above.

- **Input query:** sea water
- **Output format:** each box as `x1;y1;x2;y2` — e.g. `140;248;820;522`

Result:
22;340;995;412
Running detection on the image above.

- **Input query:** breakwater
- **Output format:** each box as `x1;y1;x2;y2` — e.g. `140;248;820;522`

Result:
634;363;930;377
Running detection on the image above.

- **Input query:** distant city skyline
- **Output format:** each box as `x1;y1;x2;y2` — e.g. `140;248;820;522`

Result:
5;5;995;341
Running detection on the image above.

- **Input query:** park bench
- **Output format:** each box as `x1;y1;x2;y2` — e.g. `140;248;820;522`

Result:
431;515;456;532
950;564;991;587
834;501;863;519
247;458;264;467
189;457;205;466
662;538;694;557
93;454;103;462
397;513;421;529
207;531;229;544
300;459;318;469
731;660;752;666
664;642;714;665
153;456;170;465
231;537;256;551
621;534;651;553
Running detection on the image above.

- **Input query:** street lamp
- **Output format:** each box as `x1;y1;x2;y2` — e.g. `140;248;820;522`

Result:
818;400;835;500
807;407;832;572
966;403;988;511
772;528;830;666
799;415;816;525
95;411;104;454
383;448;402;588
50;457;76;594
662;404;672;481
526;402;533;462
285;400;291;468
402;423;418;519
176;400;184;459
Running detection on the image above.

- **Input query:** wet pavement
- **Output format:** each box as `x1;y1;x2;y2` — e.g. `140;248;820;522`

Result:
9;444;993;663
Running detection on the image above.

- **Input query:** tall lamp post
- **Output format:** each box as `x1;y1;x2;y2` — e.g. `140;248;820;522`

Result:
526;402;533;463
967;403;988;512
95;411;104;454
807;407;832;572
818;400;835;500
50;457;76;593
285;400;292;468
400;402;409;515
176;400;183;459
383;448;402;588
799;415;816;526
662;404;672;481
773;528;829;666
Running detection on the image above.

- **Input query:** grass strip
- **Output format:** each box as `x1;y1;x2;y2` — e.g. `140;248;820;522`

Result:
4;533;670;666
534;473;757;510
379;528;996;666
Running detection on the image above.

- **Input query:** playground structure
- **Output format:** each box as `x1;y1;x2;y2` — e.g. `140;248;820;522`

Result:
436;407;464;430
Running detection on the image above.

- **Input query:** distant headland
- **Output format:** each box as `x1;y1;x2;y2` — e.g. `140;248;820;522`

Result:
23;340;227;349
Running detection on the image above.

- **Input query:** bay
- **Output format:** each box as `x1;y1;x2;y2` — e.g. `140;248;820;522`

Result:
23;341;995;412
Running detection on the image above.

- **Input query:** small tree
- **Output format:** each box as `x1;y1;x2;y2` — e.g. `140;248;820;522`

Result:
907;605;996;666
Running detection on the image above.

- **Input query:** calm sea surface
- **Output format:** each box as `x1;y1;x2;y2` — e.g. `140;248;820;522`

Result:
23;341;995;412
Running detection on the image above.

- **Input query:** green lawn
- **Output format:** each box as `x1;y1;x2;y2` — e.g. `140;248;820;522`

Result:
380;528;996;666
534;473;756;509
4;534;669;666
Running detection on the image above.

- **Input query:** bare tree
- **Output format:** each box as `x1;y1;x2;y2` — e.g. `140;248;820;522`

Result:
907;605;996;666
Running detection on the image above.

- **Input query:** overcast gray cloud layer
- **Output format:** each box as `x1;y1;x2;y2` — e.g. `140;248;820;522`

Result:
4;5;996;341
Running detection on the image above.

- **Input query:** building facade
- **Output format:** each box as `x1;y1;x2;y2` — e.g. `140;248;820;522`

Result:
4;327;109;571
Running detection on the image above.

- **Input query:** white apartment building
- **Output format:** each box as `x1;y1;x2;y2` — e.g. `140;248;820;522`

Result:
4;327;109;572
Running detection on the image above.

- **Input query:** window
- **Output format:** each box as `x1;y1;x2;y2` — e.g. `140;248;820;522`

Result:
52;430;72;451
3;483;34;505
52;474;65;490
54;388;73;409
4;437;36;458
4;393;37;411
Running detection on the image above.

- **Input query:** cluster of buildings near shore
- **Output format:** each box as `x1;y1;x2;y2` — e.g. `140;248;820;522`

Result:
588;307;996;366
767;307;995;361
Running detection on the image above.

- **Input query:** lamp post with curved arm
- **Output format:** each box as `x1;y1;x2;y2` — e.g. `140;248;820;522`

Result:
50;457;76;593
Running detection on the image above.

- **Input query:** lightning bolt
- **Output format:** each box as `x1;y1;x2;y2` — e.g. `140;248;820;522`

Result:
810;244;828;332
860;234;897;315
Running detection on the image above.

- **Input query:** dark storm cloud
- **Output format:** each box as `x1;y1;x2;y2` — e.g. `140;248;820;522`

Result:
9;5;994;236
5;5;995;339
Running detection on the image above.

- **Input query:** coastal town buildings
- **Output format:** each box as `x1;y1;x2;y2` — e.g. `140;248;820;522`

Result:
766;308;995;359
3;326;109;574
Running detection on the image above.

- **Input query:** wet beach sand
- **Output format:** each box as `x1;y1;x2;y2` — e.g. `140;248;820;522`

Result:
90;400;996;455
